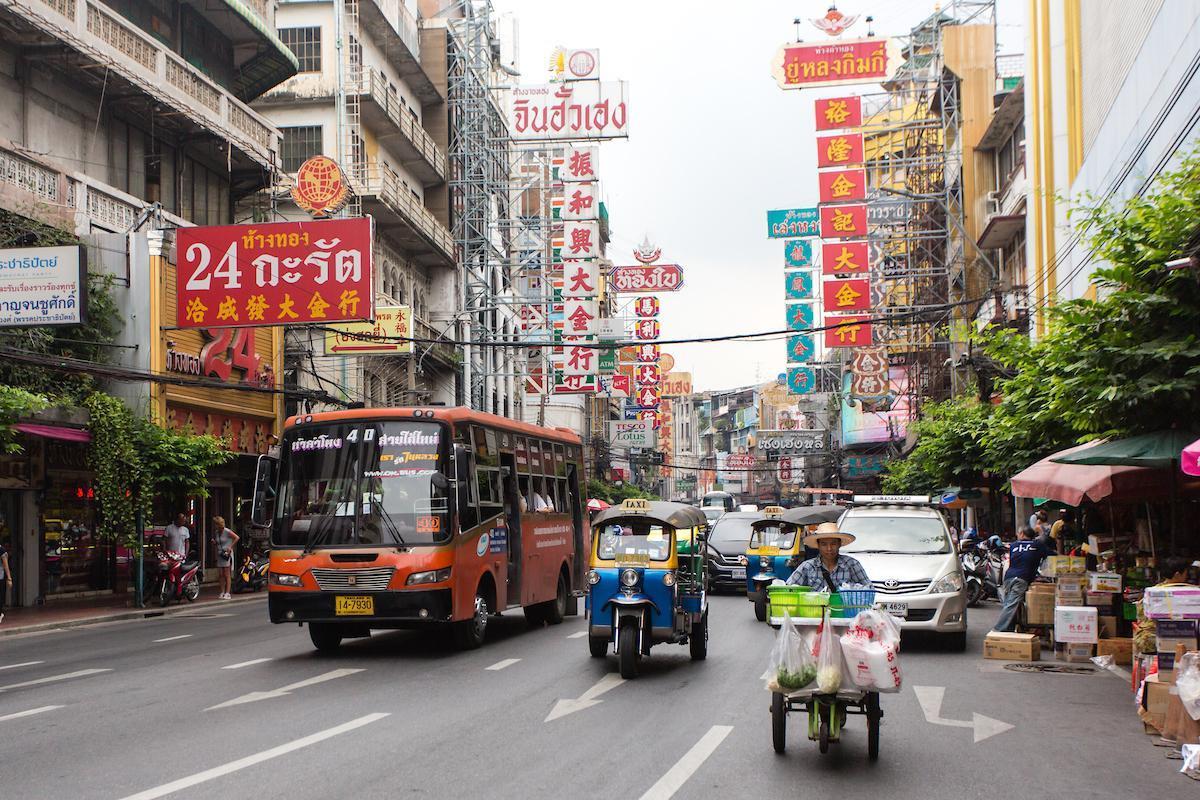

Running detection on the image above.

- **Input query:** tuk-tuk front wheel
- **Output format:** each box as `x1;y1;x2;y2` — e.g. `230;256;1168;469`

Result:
588;635;608;658
618;618;640;678
754;594;768;622
689;610;708;661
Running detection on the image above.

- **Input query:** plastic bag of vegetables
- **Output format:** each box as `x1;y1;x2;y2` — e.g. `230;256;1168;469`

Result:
764;611;817;693
814;615;843;694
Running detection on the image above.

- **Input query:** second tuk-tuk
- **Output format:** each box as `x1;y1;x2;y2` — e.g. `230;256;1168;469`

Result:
743;504;846;621
585;499;709;678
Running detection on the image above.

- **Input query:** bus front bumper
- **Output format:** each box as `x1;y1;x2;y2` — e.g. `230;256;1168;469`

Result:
269;589;453;625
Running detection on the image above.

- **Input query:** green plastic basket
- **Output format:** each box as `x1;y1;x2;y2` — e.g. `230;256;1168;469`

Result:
767;585;811;619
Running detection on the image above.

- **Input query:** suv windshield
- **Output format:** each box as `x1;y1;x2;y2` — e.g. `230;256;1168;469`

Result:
838;513;951;555
274;421;451;547
708;515;755;552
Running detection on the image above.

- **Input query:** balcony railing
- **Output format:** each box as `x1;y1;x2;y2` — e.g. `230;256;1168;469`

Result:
12;0;279;169
363;68;447;184
356;163;455;265
413;315;457;367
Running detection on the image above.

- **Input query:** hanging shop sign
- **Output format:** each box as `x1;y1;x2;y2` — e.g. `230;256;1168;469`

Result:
758;429;828;456
563;298;598;336
561;146;598;181
785;302;815;331
784;239;813;268
787;366;817;396
165;403;275;454
550;48;601;81
633;343;659;362
596;374;631;398
767;208;820;238
816;132;865;168
554;372;600;394
659;352;676;372
508;82;629;141
824;315;874;348
822;241;869;275
815;96;863;131
561;182;600;221
609;420;655;449
291;156;351;218
0;244;86;327
662;372;692;397
635;362;661;387
819;204;868;239
786;334;815;363
598;346;617;373
867;199;908;227
562;343;599;376
563;221;601;259
634;296;660;317
175;218;373;329
635;385;660;408
818;168;868;203
784;272;814;301
770;38;901;90
324;305;413;355
634;319;660;340
849;346;890;402
562;260;600;297
823;278;871;312
609;264;684;293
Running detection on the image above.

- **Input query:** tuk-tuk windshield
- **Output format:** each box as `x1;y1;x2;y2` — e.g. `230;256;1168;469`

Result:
750;524;796;550
595;521;674;562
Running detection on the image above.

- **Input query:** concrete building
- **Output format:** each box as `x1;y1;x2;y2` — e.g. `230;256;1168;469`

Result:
1024;0;1200;329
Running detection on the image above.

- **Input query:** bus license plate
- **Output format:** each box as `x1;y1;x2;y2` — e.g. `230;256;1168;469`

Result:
335;596;374;615
882;602;907;619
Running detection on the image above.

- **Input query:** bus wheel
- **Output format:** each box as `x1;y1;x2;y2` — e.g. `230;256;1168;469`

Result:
309;623;343;652
545;571;568;625
454;593;489;650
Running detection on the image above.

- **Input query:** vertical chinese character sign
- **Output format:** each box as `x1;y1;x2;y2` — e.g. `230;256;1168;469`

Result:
557;146;601;389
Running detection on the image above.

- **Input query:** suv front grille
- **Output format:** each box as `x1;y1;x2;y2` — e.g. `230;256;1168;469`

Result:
871;579;930;595
310;567;395;592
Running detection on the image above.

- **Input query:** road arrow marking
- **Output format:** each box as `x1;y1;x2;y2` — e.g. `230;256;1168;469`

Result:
639;725;734;800
206;668;364;710
545;672;626;722
0;668;111;693
913;685;1014;743
0;705;63;722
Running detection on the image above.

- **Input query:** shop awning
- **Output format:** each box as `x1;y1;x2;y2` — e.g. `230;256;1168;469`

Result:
977;213;1025;250
1049;429;1200;469
1183;438;1200;477
12;423;91;443
1010;441;1166;505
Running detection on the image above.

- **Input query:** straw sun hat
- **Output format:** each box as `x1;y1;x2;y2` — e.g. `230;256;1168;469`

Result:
801;521;857;549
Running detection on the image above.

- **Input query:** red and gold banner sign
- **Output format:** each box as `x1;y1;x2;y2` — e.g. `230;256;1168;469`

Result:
822;278;871;312
815;96;863;131
771;38;900;90
818;168;867;203
819;205;868;239
175;218;374;329
821;241;870;275
824;316;874;348
816;132;865;168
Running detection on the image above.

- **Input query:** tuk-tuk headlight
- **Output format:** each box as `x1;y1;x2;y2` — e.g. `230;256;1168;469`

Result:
760;557;771;570
620;568;639;587
662;572;676;587
586;570;600;585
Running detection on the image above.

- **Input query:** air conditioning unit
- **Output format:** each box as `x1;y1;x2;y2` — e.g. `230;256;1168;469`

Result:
985;190;1001;215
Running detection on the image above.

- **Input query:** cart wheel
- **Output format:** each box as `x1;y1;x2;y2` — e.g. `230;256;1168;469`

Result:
818;704;830;754
771;692;786;754
866;693;881;761
754;595;768;622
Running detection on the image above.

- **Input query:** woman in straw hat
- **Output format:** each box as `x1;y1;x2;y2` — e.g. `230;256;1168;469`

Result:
785;521;870;591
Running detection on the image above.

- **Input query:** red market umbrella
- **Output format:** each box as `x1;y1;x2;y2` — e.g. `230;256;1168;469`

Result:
586;498;610;512
1183;437;1200;477
1010;441;1167;505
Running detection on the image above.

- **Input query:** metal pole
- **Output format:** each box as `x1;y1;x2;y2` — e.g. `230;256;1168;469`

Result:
135;508;144;608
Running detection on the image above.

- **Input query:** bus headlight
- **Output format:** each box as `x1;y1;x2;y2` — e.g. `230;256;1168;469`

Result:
930;572;964;594
270;573;302;587
587;570;600;585
662;572;676;587
620;568;639;587
407;567;452;585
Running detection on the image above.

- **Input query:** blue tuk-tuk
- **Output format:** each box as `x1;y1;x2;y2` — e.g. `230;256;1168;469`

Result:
744;504;845;621
585;499;710;678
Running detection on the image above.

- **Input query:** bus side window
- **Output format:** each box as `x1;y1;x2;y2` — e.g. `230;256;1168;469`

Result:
518;475;531;512
455;442;479;533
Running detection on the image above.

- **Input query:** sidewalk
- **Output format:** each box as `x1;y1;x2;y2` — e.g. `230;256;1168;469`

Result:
0;590;267;637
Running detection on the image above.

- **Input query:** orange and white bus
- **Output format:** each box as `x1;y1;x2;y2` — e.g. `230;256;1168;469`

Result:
253;407;587;651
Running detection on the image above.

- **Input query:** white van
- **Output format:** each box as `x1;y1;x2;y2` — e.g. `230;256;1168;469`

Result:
837;496;968;650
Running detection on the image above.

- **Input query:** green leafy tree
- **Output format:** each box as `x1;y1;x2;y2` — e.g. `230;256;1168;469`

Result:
880;396;991;493
0;386;49;453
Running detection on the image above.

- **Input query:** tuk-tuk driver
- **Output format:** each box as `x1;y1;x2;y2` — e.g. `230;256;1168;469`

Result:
785;522;869;592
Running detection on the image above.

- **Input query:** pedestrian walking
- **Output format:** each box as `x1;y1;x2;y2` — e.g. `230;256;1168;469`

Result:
212;516;239;600
0;541;10;624
164;513;190;558
993;526;1054;632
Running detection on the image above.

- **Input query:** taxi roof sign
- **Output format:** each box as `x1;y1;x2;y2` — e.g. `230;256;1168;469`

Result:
763;506;785;517
621;498;651;512
852;494;932;505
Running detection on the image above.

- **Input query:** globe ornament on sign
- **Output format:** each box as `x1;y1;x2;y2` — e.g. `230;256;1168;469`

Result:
292;156;350;218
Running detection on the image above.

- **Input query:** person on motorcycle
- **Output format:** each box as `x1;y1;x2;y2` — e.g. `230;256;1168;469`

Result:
993;525;1054;632
785;522;869;591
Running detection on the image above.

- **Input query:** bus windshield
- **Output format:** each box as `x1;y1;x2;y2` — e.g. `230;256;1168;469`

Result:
274;421;451;548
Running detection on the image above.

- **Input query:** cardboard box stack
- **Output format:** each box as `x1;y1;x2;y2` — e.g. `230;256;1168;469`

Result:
1054;605;1097;662
984;631;1040;661
1155;620;1198;678
1025;582;1055;626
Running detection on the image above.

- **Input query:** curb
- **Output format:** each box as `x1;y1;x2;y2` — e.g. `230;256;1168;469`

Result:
0;593;267;638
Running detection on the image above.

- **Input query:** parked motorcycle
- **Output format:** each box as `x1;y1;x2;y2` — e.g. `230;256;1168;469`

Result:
960;535;1005;607
232;552;269;593
154;551;202;607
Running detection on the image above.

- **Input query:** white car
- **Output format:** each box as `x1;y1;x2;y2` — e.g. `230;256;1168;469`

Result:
837;496;968;651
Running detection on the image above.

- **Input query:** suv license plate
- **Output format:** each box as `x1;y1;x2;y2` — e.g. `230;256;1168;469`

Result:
731;568;746;580
335;596;374;615
882;602;908;619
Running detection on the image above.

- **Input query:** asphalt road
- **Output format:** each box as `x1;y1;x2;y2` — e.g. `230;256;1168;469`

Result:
0;594;1187;799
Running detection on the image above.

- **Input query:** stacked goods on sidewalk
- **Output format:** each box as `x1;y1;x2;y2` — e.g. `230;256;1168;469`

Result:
1137;585;1200;744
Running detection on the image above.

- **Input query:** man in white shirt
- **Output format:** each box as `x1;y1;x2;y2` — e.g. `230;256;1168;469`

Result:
164;513;190;557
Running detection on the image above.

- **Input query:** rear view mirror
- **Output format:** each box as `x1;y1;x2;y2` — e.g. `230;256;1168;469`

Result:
250;454;278;529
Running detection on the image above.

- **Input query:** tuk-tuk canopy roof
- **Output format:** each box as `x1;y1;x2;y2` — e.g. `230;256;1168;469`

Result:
780;505;845;526
591;500;709;530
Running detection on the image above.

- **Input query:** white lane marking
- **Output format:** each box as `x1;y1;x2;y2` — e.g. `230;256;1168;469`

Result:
913;685;1014;743
0;668;111;693
485;658;521;671
0;661;44;671
221;658;273;670
153;635;193;643
118;713;389;800
545;672;626;722
0;705;63;722
638;725;734;800
567;631;588;639
207;668;364;710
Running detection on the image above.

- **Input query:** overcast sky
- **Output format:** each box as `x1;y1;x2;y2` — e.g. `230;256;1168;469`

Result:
492;0;1025;392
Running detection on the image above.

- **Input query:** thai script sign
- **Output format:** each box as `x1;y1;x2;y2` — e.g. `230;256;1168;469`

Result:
509;82;629;141
0;244;86;327
758;429;828;455
175;218;373;329
662;372;692;397
324;305;412;355
767;208;820;238
609;264;684;292
770;38;901;90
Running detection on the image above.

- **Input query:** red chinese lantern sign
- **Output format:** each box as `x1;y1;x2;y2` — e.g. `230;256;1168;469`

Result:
771;39;899;90
635;363;660;386
818;169;867;203
822;279;871;312
635;319;660;340
815;96;862;131
175;218;374;329
819;205;868;239
816;132;864;168
822;241;870;275
634;297;660;317
635;344;659;362
824;316;873;348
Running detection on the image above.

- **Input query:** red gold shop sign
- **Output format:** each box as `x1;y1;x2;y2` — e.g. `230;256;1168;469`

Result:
822;279;871;312
165;403;274;454
822;241;870;275
175;218;374;329
815;96;862;131
771;38;901;90
819;205;868;239
816;132;864;168
818;169;867;203
824;316;874;348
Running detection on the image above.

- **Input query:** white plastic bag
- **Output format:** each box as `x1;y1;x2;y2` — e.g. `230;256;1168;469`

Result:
1177;652;1200;722
814;616;843;694
763;611;816;693
840;609;903;693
